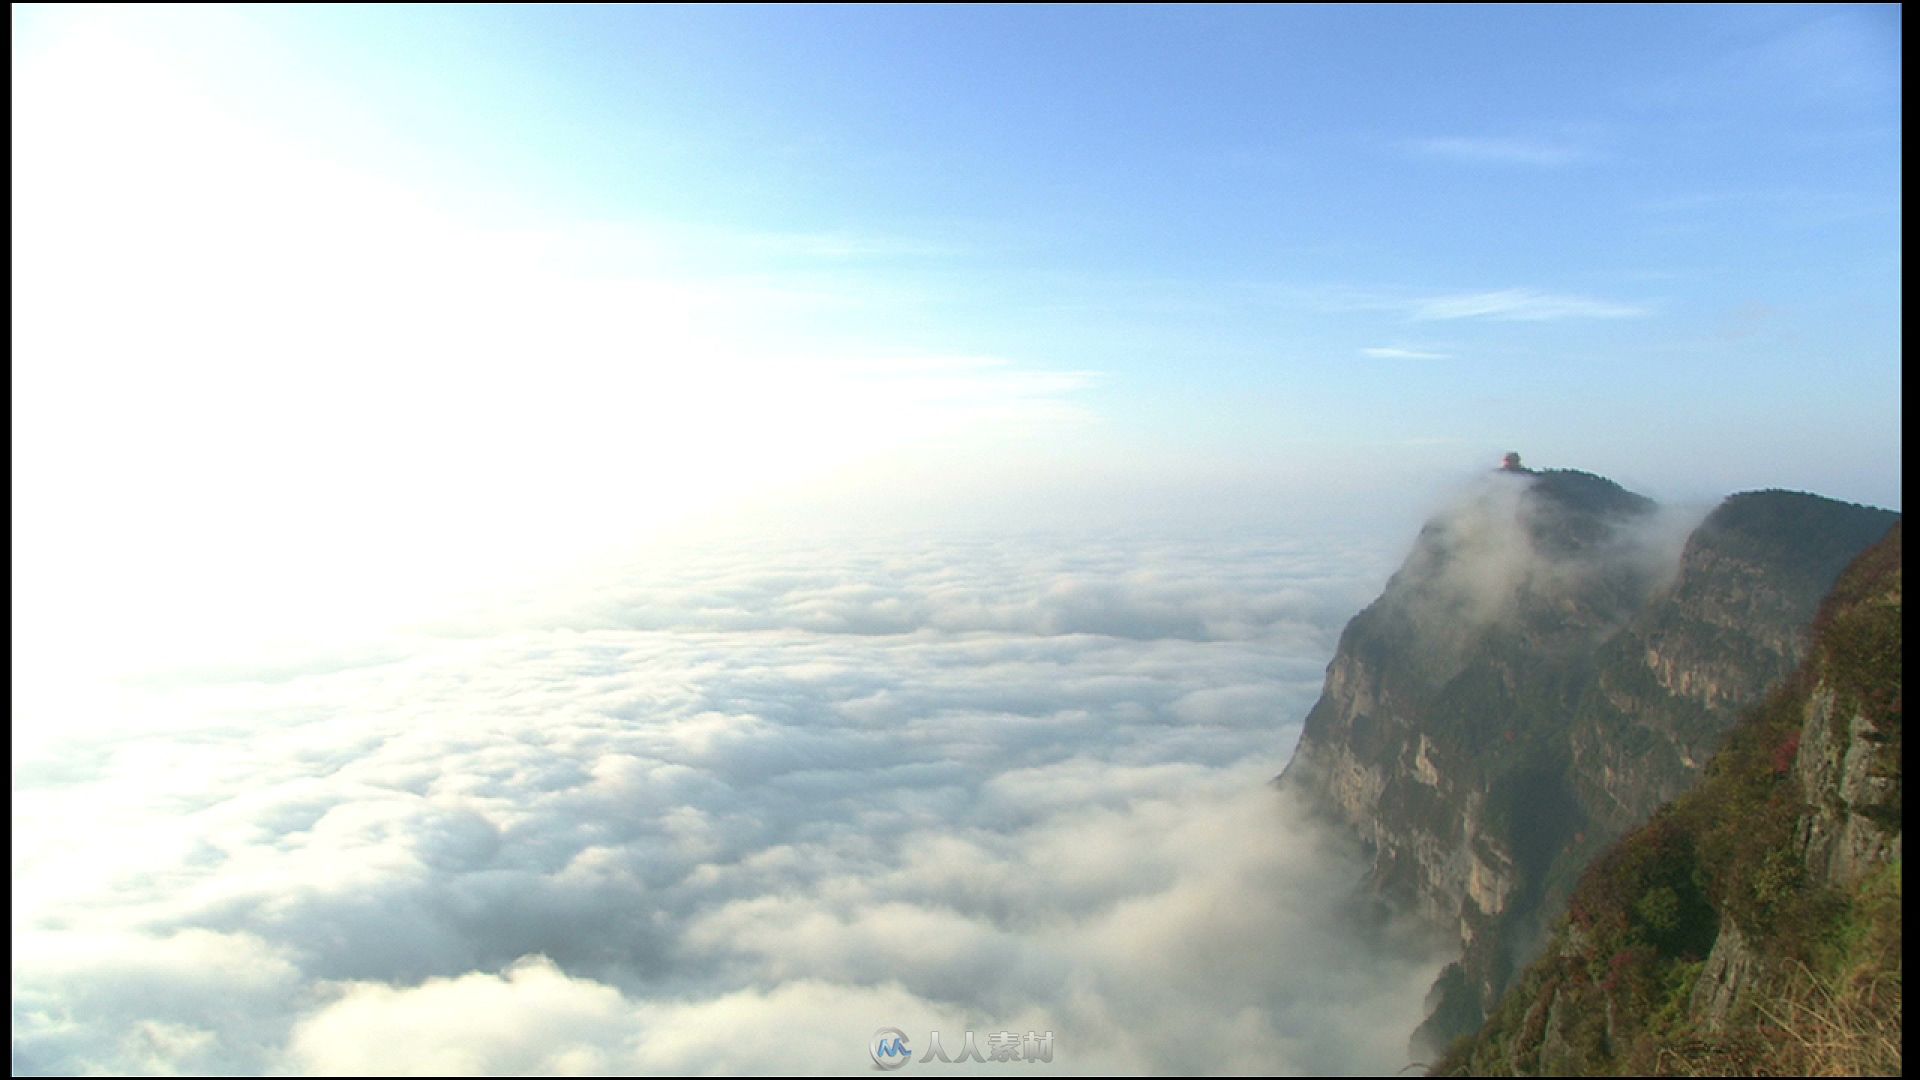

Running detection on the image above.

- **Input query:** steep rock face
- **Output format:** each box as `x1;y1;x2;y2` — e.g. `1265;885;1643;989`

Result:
1791;521;1902;890
1568;491;1899;843
1279;470;1896;1053
1428;521;1901;1076
1794;688;1902;885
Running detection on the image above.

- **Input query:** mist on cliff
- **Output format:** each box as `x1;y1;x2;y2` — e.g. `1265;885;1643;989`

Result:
1397;470;1709;633
14;529;1451;1075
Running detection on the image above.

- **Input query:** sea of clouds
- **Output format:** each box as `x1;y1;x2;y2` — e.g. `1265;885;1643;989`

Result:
13;528;1449;1075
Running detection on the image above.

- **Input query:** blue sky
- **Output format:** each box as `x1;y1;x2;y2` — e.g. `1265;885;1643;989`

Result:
12;4;1902;653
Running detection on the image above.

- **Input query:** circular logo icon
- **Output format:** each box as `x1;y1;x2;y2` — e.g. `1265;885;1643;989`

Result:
870;1027;912;1070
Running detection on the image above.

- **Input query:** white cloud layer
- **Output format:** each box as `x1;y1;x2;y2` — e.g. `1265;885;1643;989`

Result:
12;531;1446;1076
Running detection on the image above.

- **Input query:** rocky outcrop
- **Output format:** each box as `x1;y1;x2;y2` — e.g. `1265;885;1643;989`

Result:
1279;468;1897;1055
1795;689;1903;884
1687;914;1761;1029
1792;522;1902;889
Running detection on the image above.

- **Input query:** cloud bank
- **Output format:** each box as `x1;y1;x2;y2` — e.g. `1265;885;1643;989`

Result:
13;532;1446;1075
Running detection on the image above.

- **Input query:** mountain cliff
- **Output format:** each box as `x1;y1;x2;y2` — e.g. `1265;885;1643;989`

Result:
1277;466;1897;1055
1430;521;1900;1075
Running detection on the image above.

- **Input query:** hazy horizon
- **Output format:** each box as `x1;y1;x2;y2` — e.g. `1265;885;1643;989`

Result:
13;5;1900;690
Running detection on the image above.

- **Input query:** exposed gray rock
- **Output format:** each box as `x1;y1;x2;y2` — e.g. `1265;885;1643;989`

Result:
1688;916;1761;1031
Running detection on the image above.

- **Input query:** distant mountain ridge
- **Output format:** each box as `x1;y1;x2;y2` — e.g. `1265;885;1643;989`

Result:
1276;466;1897;1055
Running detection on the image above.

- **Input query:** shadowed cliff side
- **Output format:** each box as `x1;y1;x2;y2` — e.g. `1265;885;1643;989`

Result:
1276;465;1897;1057
1430;521;1900;1075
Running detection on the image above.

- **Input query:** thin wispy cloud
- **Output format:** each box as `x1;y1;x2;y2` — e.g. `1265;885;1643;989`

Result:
1271;284;1649;327
1406;136;1593;167
1360;346;1452;361
1411;288;1651;322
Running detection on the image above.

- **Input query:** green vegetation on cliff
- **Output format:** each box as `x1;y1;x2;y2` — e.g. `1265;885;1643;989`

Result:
1431;522;1901;1076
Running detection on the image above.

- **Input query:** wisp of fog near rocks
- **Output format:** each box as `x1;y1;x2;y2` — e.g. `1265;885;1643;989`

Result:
14;529;1452;1075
